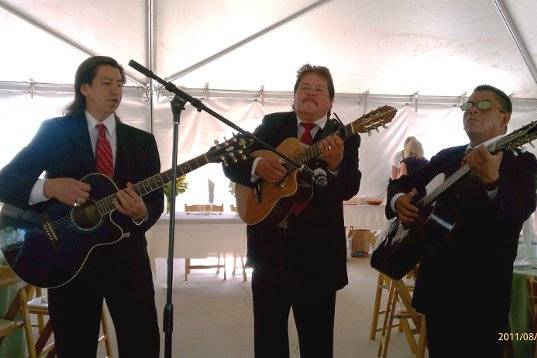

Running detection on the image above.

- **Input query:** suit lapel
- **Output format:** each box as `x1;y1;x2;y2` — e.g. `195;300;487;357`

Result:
114;120;129;184
71;111;97;175
279;113;298;143
313;118;337;143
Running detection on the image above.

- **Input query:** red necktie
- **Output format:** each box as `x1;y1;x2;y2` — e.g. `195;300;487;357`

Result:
95;124;114;177
292;122;316;215
299;122;315;145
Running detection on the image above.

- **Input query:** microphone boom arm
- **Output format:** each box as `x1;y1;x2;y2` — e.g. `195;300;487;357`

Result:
129;60;304;171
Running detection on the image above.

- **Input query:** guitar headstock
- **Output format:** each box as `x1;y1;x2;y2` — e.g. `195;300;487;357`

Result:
349;105;397;134
491;120;537;153
206;134;253;165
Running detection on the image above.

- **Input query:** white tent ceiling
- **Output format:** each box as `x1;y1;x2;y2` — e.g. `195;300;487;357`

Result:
1;0;536;99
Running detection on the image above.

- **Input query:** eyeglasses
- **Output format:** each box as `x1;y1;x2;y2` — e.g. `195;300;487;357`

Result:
460;100;493;112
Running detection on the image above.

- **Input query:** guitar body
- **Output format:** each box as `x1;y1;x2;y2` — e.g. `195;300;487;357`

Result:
235;137;314;226
0;135;253;288
371;201;458;280
0;173;125;288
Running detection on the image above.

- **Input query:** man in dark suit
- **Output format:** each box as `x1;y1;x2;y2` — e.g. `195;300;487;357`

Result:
224;64;361;357
386;85;537;357
0;56;163;357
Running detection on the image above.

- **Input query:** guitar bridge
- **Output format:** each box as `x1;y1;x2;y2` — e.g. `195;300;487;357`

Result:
42;220;59;243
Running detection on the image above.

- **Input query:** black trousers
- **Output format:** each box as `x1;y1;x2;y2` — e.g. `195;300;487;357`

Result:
425;309;505;358
48;240;159;358
252;267;336;358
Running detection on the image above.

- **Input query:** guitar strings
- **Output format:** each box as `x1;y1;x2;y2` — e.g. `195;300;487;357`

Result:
45;140;251;231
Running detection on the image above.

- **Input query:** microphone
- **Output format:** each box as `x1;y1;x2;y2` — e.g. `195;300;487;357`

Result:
313;168;328;188
128;60;154;78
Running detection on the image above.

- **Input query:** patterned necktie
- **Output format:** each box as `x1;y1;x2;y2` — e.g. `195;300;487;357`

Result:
95;124;114;177
292;122;316;215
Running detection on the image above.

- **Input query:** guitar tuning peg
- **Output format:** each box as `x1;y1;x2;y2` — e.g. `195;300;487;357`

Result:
232;157;238;163
223;136;228;142
220;155;226;162
383;124;389;129
530;141;535;148
214;139;219;145
223;160;228;167
241;155;247;160
367;131;372;136
237;149;243;155
375;128;379;133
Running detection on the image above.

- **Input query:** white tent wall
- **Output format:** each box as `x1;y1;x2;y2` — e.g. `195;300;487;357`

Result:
0;87;150;171
1;0;537;209
151;92;537;210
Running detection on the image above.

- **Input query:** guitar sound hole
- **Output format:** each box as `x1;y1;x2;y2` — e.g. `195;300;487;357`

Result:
71;203;102;231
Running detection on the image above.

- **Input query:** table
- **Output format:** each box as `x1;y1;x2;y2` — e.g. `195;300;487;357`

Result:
511;268;537;358
146;212;247;268
343;203;387;231
146;206;387;264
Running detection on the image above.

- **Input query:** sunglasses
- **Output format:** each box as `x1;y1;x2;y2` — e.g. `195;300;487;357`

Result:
460;100;493;112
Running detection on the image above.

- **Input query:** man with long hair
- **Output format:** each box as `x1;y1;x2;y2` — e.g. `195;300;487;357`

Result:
0;56;163;357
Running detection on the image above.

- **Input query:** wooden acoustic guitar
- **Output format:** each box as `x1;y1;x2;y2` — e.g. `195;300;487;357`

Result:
0;136;251;288
371;121;537;280
235;106;397;226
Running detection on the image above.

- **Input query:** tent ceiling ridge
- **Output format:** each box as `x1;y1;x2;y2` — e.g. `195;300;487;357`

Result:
0;80;145;98
154;86;537;108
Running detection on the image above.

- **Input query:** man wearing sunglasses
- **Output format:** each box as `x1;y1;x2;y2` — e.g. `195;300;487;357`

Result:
385;85;537;356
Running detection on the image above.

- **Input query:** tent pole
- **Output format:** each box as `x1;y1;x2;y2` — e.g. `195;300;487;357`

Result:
493;0;537;86
164;0;333;83
146;0;156;134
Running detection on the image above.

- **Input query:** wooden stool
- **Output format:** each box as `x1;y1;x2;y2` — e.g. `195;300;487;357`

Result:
0;267;36;358
377;277;427;358
28;288;113;357
369;272;392;339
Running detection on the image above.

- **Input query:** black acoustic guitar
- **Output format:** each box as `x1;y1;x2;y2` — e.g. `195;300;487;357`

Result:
0;136;251;288
371;121;537;280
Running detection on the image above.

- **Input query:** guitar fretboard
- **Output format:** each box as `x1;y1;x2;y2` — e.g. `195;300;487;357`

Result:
93;154;209;215
417;129;530;207
288;122;353;168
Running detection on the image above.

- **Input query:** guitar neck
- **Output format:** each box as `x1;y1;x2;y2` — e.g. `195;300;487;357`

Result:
292;122;355;166
95;153;209;214
418;137;513;207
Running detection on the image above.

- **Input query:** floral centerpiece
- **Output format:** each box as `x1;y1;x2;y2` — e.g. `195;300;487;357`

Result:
163;175;188;214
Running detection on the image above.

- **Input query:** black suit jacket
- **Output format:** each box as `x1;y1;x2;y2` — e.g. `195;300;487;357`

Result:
224;111;361;290
386;145;537;320
0;111;163;246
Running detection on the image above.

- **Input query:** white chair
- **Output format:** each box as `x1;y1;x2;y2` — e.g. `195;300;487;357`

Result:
184;204;227;281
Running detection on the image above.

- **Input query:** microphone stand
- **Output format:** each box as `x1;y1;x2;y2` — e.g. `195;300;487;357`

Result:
128;60;309;358
162;95;185;358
